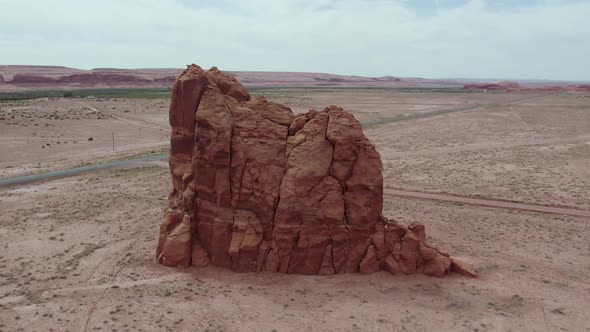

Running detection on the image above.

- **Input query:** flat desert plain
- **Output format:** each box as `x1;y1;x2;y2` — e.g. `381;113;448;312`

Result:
1;89;589;331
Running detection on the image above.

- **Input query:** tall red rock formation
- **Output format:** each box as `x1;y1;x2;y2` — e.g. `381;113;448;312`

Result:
157;64;475;278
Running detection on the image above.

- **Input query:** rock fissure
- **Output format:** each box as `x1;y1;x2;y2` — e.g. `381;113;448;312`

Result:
268;117;293;237
157;64;476;278
224;98;235;205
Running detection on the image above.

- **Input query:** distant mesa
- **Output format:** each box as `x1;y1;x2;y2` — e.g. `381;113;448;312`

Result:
8;72;164;86
153;76;177;84
464;80;590;92
463;81;521;91
156;64;476;278
0;65;466;91
312;75;401;83
567;84;590;92
376;75;402;81
2;65;586;92
10;74;58;84
57;73;152;84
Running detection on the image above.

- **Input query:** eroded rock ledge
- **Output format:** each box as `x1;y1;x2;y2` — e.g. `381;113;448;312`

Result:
157;64;475;278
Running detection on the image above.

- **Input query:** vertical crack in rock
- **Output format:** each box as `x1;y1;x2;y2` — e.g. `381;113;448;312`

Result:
223;98;235;206
323;112;339;275
224;97;237;270
157;64;477;278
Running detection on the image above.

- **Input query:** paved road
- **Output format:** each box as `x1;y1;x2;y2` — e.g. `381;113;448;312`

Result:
0;153;168;188
384;189;590;218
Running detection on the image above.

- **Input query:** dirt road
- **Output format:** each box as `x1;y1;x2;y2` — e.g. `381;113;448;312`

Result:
364;92;556;127
384;189;590;218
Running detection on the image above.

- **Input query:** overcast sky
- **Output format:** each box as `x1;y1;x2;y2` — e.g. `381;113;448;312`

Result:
1;0;588;80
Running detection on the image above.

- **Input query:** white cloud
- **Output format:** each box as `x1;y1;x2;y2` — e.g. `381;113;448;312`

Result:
0;0;588;80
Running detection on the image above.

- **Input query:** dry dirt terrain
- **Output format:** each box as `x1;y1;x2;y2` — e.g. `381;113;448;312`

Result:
262;89;590;209
0;97;170;179
1;89;589;331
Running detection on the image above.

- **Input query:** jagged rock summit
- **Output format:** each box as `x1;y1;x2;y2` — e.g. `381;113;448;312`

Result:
157;64;475;278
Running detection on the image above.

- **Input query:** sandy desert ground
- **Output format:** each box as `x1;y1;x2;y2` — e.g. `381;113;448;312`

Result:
1;88;589;331
0;97;170;179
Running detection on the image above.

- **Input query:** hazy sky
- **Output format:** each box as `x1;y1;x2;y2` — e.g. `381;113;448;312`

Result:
1;0;588;80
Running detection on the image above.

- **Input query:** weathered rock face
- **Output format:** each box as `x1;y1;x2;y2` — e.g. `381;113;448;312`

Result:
157;64;474;278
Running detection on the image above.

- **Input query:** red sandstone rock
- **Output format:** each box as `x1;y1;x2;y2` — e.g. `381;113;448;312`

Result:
399;230;420;275
157;212;191;267
190;243;209;267
157;64;475;278
318;245;335;275
420;243;451;278
359;245;380;275
451;258;478;278
384;254;402;275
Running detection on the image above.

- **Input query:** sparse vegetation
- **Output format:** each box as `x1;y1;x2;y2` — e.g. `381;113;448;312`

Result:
0;88;171;101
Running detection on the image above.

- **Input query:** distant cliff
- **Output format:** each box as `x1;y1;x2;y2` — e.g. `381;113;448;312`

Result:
464;80;590;92
0;65;463;91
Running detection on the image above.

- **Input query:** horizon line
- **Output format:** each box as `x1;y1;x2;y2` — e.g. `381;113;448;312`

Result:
1;64;589;84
